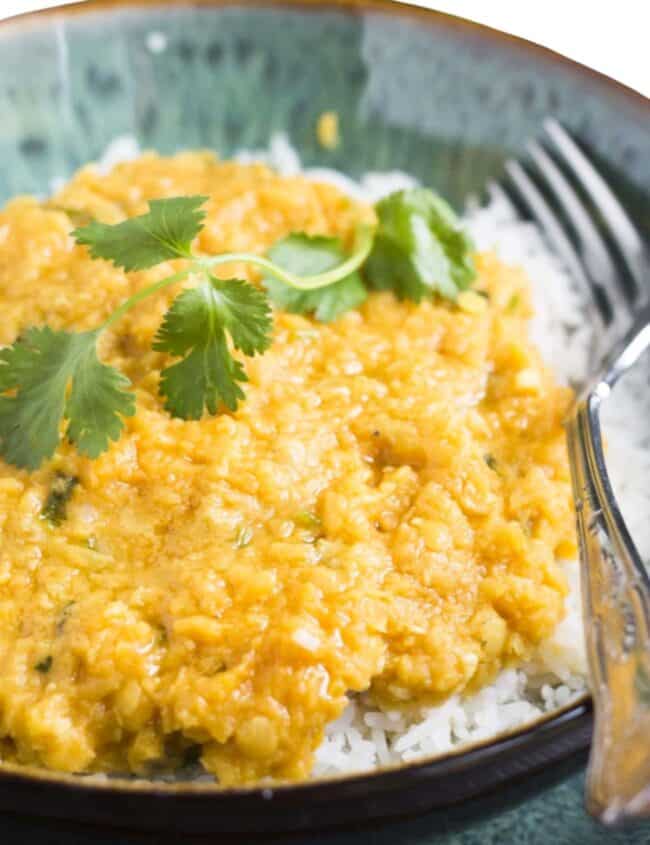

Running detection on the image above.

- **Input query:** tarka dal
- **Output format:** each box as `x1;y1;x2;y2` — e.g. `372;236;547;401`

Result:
0;153;575;784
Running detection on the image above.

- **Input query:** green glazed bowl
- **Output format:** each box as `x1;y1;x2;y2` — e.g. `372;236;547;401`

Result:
0;0;648;836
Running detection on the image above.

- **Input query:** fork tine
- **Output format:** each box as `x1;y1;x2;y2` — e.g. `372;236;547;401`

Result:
527;140;631;332
544;118;649;305
503;159;608;327
486;180;521;217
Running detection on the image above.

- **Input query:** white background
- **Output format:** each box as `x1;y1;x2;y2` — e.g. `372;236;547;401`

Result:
1;0;649;98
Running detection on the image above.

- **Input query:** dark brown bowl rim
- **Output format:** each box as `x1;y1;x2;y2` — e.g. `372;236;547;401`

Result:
0;0;635;804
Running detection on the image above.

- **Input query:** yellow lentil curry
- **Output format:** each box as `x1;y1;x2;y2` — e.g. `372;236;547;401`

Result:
0;153;575;785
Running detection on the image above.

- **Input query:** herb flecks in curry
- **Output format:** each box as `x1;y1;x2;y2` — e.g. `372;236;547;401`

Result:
41;473;79;526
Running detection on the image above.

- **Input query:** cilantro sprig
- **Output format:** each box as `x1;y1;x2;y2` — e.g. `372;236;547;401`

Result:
364;189;476;302
0;196;373;470
263;188;476;318
0;328;135;470
0;185;476;471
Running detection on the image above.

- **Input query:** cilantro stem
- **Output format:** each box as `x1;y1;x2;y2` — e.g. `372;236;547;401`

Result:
98;224;374;333
100;269;191;330
201;223;375;291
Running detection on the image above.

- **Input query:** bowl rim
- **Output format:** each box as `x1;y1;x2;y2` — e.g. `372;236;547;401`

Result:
2;0;649;114
0;0;628;803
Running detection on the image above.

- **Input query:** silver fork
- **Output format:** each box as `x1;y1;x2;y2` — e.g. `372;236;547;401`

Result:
493;118;650;825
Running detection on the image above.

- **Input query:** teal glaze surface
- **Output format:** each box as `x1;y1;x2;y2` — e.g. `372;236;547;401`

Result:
0;2;649;842
0;3;649;228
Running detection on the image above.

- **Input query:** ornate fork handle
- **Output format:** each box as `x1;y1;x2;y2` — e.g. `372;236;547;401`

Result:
566;306;650;824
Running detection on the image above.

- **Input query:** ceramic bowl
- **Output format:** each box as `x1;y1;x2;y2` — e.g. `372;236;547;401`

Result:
0;0;648;834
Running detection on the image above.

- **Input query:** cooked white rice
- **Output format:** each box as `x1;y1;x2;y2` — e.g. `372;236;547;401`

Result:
87;133;650;780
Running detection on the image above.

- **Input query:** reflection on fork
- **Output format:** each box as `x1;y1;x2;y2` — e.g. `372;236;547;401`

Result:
493;118;650;825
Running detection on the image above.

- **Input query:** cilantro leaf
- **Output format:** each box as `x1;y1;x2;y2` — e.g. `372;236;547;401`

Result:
0;328;70;468
154;278;272;419
263;233;367;322
0;328;135;470
65;343;137;458
73;195;208;271
211;278;274;356
364;188;476;302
